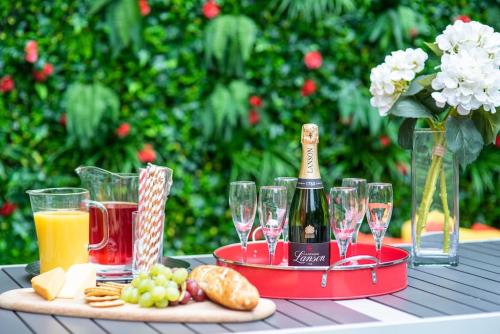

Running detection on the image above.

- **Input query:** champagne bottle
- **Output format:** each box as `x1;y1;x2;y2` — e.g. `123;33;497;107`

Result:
288;124;330;266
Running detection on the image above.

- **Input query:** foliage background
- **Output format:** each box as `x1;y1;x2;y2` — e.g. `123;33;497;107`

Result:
0;0;498;264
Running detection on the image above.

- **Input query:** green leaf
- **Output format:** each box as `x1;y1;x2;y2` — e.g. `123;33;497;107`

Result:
204;15;257;76
204;81;251;140
472;109;500;145
446;116;484;167
88;0;113;16
34;84;48;100
424;41;443;57
389;97;433;118
404;74;437;96
105;0;142;57
273;0;354;22
398;118;417;150
64;83;120;148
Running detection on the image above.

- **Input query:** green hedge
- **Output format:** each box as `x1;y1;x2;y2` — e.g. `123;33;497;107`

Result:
0;0;499;264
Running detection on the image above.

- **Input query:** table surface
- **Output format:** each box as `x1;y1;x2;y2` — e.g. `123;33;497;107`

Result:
2;241;500;334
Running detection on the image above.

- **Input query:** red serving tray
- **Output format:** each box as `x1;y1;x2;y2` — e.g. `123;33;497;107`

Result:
213;241;408;299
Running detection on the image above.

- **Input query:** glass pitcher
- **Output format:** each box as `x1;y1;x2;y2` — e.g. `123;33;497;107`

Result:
76;166;139;278
27;188;109;273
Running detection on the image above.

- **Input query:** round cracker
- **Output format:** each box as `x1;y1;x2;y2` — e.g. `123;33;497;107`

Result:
98;282;127;289
85;295;120;302
88;299;125;308
85;287;121;295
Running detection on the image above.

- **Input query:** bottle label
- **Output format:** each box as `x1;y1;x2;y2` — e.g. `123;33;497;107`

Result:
288;242;330;266
296;178;323;189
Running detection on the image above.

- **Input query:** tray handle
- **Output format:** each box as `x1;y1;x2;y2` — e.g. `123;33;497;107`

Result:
252;226;263;242
321;255;379;288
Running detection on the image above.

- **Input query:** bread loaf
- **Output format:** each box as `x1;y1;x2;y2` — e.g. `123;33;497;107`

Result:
189;265;259;311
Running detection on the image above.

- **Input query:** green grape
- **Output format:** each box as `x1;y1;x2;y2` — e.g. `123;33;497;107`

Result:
172;268;189;284
139;292;154;308
154;274;168;287
159;266;173;280
121;286;133;302
151;286;166;302
166;280;178;290
155;300;169;308
150;263;164;277
138;278;154;293
138;272;150;280
166;286;180;302
129;288;139;304
131;277;141;288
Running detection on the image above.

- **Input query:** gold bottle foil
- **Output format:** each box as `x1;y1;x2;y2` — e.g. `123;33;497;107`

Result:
297;124;323;188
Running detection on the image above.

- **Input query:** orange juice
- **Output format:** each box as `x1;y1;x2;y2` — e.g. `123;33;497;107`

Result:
34;211;90;273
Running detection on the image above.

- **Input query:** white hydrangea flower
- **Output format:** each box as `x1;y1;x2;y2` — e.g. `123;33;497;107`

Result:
436;20;500;66
385;48;428;81
431;48;500;115
370;48;428;116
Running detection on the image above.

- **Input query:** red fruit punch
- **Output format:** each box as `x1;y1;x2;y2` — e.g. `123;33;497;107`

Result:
89;202;137;265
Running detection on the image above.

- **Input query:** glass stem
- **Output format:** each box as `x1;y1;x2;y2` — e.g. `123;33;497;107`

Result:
240;232;249;263
269;240;277;265
375;238;383;263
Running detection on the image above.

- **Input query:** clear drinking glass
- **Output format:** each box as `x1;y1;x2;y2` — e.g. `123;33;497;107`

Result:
229;181;257;263
258;186;287;265
329;187;358;261
366;183;393;263
274;177;297;264
341;178;367;256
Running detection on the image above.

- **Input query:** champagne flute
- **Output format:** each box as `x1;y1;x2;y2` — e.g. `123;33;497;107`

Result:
258;186;287;265
366;183;393;263
329;187;358;261
341;178;367;257
274;177;298;264
229;181;257;263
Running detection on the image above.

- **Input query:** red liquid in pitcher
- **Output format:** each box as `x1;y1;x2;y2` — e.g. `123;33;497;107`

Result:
89;202;137;265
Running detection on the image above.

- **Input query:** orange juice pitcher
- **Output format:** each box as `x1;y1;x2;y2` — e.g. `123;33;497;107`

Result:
27;188;109;273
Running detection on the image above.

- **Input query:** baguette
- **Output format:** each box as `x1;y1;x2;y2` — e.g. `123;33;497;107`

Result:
189;265;259;311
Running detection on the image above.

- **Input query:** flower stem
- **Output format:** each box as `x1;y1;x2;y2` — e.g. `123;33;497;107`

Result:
440;164;451;252
415;131;445;247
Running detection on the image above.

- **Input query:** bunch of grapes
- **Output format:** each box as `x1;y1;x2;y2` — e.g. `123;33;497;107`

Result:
121;264;206;308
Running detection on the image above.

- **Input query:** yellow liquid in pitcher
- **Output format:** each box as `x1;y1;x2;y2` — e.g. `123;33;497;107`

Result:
34;211;89;273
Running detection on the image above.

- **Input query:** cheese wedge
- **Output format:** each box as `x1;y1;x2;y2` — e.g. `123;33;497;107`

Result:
31;267;65;301
57;263;97;299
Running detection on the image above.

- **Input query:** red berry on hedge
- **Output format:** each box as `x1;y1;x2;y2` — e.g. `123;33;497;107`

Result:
116;123;131;138
409;27;418;39
301;79;317;97
455;15;471;23
248;109;260;125
379;135;391;147
25;40;38;63
396;162;408;176
496;135;500;148
203;0;220;19
0;75;14;93
138;0;150;16
43;63;54;76
304;51;323;70
0;202;17;216
249;95;262;107
60;114;67;126
33;70;47;82
138;144;157;163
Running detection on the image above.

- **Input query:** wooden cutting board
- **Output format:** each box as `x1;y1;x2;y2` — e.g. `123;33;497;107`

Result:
0;289;276;323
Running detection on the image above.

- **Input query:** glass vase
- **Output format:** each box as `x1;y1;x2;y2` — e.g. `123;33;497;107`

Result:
411;128;459;266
